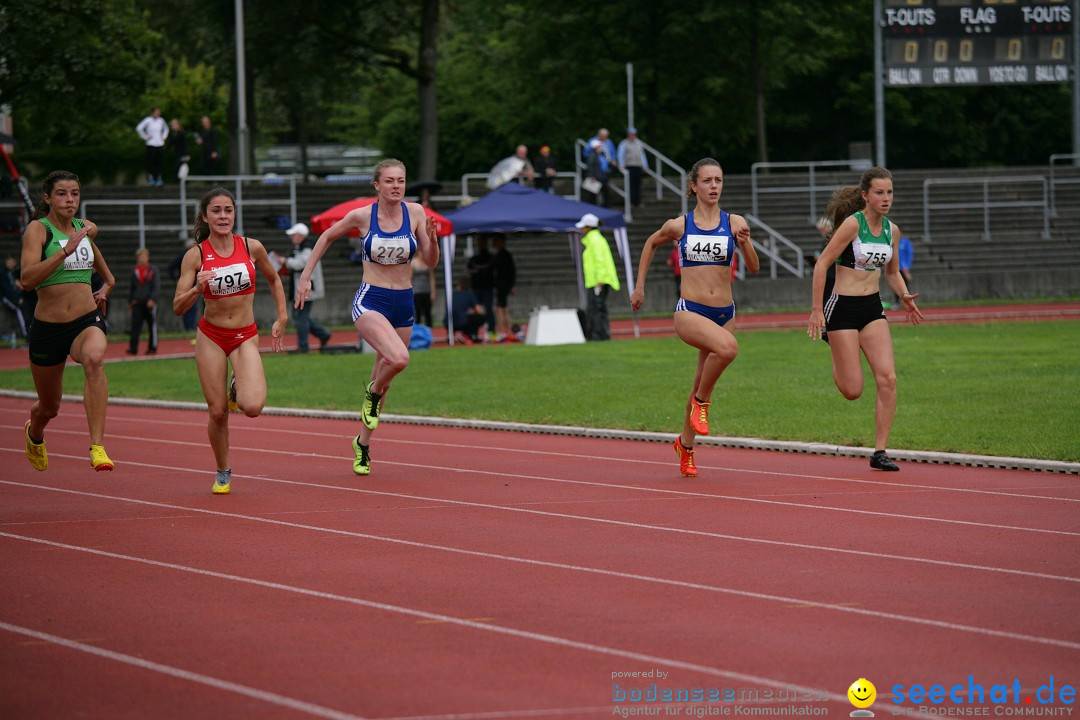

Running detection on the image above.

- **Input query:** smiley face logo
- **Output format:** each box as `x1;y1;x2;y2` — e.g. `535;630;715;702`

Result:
848;678;877;709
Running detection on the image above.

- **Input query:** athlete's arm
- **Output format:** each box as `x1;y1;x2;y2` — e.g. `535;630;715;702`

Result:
630;217;683;311
882;222;923;325
729;214;759;275
297;207;370;309
249;238;289;351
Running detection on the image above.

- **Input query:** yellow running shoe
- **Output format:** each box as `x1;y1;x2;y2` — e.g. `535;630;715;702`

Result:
673;439;698;478
212;469;232;494
227;376;239;413
361;381;381;430
689;395;711;435
24;420;47;471
89;445;114;471
352;436;371;476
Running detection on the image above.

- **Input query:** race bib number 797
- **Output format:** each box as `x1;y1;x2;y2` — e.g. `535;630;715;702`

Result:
208;262;253;296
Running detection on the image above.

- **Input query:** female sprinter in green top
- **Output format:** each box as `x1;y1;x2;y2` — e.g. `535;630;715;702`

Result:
807;167;923;471
20;170;116;472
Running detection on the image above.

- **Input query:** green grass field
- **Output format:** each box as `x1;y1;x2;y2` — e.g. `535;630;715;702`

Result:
1;321;1077;461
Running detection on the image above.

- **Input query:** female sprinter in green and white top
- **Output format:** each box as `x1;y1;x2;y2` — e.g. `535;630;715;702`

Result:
807;167;923;471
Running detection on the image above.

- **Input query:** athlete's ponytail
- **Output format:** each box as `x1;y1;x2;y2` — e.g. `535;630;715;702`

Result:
824;186;863;240
32;170;81;221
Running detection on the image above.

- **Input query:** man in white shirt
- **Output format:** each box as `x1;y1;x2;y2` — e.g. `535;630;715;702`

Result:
135;107;170;186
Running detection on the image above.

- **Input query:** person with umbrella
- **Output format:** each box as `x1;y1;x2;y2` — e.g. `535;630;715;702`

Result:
295;158;439;476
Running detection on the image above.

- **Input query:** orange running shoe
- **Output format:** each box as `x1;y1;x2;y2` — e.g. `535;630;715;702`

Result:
673;439;698;477
689;396;710;435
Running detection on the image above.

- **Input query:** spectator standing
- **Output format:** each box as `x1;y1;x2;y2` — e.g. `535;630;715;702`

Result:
584;139;608;206
1;255;29;342
534;145;557;193
492;234;516;342
283;222;332;353
135;107;169;187
586;128;618;171
894;234;913;305
511;145;535;184
170;118;190;181
196;116;220;175
577;213;621;341
617;127;649;207
466;235;495;337
127;248;160;355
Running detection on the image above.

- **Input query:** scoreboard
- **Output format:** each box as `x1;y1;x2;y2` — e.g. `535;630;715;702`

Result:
883;0;1074;86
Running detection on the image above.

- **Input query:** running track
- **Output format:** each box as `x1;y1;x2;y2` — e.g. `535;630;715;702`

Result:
1;396;1078;719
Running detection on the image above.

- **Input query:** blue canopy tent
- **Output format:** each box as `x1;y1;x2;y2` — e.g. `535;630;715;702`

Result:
442;183;636;343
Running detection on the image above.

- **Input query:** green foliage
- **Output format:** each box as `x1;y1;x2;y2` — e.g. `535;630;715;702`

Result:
15;145;144;186
1;321;1076;461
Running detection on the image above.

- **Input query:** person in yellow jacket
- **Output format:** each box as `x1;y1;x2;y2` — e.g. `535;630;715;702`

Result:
576;213;621;340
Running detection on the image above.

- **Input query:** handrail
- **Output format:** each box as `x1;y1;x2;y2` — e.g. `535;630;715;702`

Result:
742;213;805;279
574;138;629;221
79;199;188;250
458;171;580;200
1048;153;1080;217
635;138;686;217
922;176;1051;243
750;159;867;224
180;174;302;236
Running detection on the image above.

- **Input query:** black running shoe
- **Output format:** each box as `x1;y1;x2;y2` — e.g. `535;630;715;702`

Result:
870;450;899;471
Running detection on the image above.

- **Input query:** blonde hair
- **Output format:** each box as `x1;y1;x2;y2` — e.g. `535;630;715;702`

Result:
373;158;406;183
686;158;722;198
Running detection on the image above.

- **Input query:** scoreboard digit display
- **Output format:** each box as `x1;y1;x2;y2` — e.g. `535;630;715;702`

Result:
883;0;1074;86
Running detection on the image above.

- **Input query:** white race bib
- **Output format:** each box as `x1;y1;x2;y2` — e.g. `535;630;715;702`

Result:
60;238;94;270
684;234;729;264
207;262;253;296
852;239;892;271
370;235;410;265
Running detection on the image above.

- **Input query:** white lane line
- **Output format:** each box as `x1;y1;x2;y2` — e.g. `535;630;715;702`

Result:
3;458;1078;584
0;532;1016;712
3;432;1077;537
2;484;1079;650
4;411;1077;503
0;620;369;720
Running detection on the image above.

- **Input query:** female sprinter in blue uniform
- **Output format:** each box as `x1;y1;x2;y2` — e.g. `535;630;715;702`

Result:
631;158;759;477
20;170;116;472
296;159;439;476
808;167;922;471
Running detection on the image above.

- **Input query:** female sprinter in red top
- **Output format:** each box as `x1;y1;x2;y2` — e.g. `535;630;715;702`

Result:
631;158;758;477
808;167;922;471
20;170;116;472
173;187;287;494
296;159;438;476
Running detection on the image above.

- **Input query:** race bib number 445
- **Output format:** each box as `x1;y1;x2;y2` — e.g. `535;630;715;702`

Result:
684;234;729;264
208;262;252;296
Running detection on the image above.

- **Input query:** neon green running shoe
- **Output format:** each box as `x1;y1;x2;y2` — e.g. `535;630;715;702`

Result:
361;381;381;430
352;436;371;476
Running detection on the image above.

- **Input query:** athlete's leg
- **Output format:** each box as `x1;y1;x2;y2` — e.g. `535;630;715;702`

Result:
194;329;231;470
357;323;412;446
674;311;738;445
858;319;897;451
827;329;865;401
228;335;267;418
28;363;65;440
356;313;410;395
70;326;109;446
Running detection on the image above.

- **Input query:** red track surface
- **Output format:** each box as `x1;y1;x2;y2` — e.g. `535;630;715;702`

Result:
1;396;1078;719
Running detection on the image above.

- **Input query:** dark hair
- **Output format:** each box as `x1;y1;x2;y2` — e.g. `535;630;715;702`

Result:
824;167;893;237
193;187;236;242
32;170;81;220
687;158;722;198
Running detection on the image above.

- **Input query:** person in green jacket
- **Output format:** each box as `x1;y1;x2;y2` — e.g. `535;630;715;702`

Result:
576;213;621;340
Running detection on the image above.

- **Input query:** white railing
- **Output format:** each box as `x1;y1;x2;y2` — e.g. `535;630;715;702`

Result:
1049;153;1080;217
750;160;868;224
180;174;302;236
740;213;805;279
573;138;687;223
458;171;580;200
79;199;186;250
922;176;1051;243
